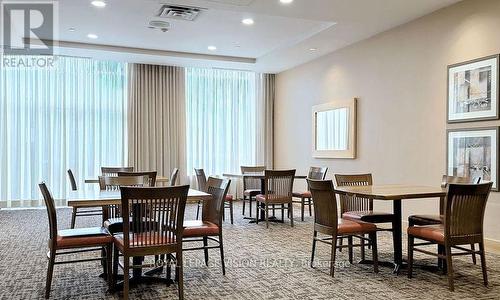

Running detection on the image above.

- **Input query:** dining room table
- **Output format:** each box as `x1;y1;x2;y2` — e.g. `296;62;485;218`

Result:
66;188;212;286
333;184;447;275
223;173;307;223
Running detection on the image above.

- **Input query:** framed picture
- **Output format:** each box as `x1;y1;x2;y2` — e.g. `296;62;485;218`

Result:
447;55;499;123
447;127;498;191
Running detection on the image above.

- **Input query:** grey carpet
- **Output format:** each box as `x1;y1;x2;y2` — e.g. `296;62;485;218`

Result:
0;202;499;299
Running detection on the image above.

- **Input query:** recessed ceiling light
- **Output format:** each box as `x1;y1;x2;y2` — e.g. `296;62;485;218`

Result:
91;0;106;8
242;18;254;25
309;48;318;51
280;0;294;4
68;28;76;32
87;33;98;39
208;45;217;51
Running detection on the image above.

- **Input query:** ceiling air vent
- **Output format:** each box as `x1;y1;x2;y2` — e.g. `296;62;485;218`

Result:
157;5;204;21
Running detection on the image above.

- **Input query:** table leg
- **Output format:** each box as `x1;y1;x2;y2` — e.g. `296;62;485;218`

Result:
248;178;283;224
392;199;403;274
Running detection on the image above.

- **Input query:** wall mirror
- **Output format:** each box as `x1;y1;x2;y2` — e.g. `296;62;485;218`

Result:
312;98;357;159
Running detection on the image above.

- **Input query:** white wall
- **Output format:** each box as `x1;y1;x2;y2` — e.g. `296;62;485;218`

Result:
275;0;500;241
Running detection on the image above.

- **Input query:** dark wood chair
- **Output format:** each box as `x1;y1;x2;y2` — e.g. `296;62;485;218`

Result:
293;167;328;221
335;174;394;259
112;185;189;300
408;175;481;265
117;171;157;187
170;168;179;186
39;182;112;299
194;168;234;224
241;166;265;217
68;169;103;229
101;167;134;176
256;170;296;228
307;179;378;276
183;177;230;274
408;182;492;291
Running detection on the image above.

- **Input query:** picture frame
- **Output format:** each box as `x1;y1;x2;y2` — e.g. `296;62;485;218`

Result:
447;127;498;191
447;55;499;123
312;98;357;159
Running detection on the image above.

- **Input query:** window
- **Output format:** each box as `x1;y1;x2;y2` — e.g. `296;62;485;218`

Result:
185;68;258;176
0;56;127;207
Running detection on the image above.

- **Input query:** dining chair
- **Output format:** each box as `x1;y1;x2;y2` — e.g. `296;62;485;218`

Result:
101;167;134;176
241;166;266;217
100;176;149;235
256;169;296;228
117;171;157;187
183;177;230;275
39;182;112;299
408;175;481;265
170;168;179;186
292;167;328;221
334;174;394;260
307;179;378;276
408;182;492;291
194;168;234;224
112;185;189;300
68;169;103;229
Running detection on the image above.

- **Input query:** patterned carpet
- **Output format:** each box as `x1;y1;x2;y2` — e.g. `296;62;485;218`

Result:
0;202;499;299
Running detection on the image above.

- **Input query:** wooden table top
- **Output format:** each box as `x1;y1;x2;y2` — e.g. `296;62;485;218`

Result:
84;176;169;184
67;189;211;207
333;184;446;200
222;173;307;179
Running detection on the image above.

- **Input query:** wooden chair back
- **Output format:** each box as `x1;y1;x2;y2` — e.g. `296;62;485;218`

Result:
39;183;58;245
120;185;189;250
335;174;373;213
67;169;78;191
99;175;147;191
101;167;134;176
444;182;492;243
307;179;337;234
118;171;157;187
170;168;179;186
194;168;207;192
202;177;231;227
241;166;265;191
263;169;296;203
439;175;481;214
308;167;328;180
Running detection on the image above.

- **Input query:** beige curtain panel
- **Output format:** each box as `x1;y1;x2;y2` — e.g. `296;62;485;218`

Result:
257;73;275;168
127;64;186;179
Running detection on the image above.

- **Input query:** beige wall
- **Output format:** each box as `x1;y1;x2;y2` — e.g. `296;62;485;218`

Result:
275;0;500;241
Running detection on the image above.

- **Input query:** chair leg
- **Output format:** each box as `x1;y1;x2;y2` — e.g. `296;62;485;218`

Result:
105;244;113;289
70;207;77;229
203;237;209;266
281;204;285;221
339;237;343;252
265;204;269;228
272;204;275;217
242;196;246;215
249;198;252;218
308;198;312;216
445;246;454;292
301;198;305;222
255;201;259;224
348;236;353;264
360;235;366;261
196;201;201;220
229;201;234;224
479;242;488;287
45;249;56;299
289;203;294;227
471;243;477;265
112;246;119;290
370;232;378;273
177;250;184;300
407;235;414;279
330;234;337;277
123;255;130;300
219;234;226;275
311;231;317;268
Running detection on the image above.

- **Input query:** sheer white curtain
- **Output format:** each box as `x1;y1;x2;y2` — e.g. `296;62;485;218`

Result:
185;68;258;178
0;56;127;207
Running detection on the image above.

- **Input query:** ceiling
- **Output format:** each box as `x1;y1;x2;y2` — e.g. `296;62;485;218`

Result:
11;0;462;73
